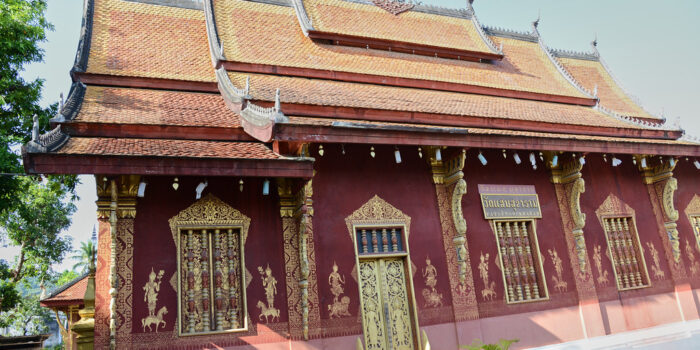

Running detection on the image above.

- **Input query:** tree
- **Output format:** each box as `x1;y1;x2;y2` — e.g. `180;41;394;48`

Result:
0;0;79;316
71;240;96;273
0;177;75;285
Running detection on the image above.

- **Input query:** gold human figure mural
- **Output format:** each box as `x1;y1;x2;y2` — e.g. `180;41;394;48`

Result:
548;249;568;293
141;268;167;332
257;264;280;323
421;256;443;308
645;242;666;280
685;239;700;276
593;245;610;286
478;252;496;300
327;262;351;318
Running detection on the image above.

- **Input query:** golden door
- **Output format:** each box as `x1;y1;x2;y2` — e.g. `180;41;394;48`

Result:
359;258;415;350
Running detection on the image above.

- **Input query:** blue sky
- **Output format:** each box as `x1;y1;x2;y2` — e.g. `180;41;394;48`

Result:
12;0;700;272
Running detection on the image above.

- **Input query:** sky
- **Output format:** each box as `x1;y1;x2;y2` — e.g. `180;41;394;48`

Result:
9;0;700;272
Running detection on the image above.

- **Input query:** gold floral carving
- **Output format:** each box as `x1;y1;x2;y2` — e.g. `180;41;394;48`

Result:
685;195;700;252
663;178;679;222
328;262;351;318
595;194;635;219
478;252;497;301
421;256;444;308
257;264;280;323
141;268;167;332
645;242;666;280
593;245;610;286
430;149;478;321
115;218;134;346
548;249;568;293
569;178;588;273
279;178;320;340
345;195;411;240
168;194;250;247
685;240;700;277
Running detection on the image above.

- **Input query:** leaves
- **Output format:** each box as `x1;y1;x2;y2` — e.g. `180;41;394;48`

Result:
71;240;96;273
461;339;519;350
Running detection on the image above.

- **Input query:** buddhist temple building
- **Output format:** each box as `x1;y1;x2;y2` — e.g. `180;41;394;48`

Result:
25;0;700;349
40;272;90;350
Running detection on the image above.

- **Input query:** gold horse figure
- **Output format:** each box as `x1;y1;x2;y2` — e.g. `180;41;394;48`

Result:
141;306;167;332
257;301;280;323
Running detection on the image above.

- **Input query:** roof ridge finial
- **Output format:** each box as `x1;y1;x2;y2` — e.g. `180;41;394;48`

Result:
532;10;541;36
31;114;39;142
466;0;475;14
591;34;600;57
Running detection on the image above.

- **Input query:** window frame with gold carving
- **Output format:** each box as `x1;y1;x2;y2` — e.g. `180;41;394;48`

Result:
599;215;651;291
490;219;550;304
169;194;251;337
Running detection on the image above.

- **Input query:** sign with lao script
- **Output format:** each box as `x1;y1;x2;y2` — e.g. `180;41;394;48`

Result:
478;184;542;220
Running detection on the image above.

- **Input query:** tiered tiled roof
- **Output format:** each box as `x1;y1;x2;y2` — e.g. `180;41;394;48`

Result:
551;43;663;122
22;0;699;175
299;0;501;60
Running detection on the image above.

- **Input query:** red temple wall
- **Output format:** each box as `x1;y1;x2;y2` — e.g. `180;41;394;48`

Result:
675;161;700;289
313;144;454;337
462;149;578;318
124;176;290;348
580;154;680;332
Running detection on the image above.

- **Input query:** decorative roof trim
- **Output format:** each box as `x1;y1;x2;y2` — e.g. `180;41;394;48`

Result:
248;0;291;6
71;0;94;73
216;67;250;104
597;55;664;121
122;0;203;10
534;25;595;99
550;48;599;61
482;26;538;43
594;103;678;132
466;4;503;56
41;271;90;302
342;0;473;19
50;82;87;123
25;126;71;154
203;0;225;66
241;90;288;126
291;0;314;35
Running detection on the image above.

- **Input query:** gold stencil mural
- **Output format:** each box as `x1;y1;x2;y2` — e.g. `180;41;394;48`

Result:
593;245;610;287
685;239;700;277
421;256;443;308
478;252;497;301
142;268;167;332
257;264;280;323
645;242;666;281
548;249;568;293
328;262;351;319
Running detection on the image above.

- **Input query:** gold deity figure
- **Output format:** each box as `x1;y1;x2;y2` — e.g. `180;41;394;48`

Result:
144;268;164;316
422;256;438;291
329;262;346;303
258;264;277;308
478;252;490;287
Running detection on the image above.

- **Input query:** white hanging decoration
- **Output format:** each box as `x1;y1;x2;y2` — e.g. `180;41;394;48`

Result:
435;148;442;161
195;181;208;200
137;181;147;198
529;152;537;170
694;159;700;169
579;156;586;166
502;149;507;159
551;154;559;168
513;152;522;165
394;147;402;164
263;179;270;196
341;144;346;155
239;179;244;192
478;151;487;166
417;147;423;159
612;157;622;167
370;146;376;158
318;145;324;157
172;177;180;191
669;157;676;168
641;157;647;168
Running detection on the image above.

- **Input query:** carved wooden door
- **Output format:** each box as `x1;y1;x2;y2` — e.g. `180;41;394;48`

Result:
359;258;415;350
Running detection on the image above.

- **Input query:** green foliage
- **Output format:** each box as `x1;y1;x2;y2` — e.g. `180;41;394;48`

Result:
71;240;96;273
0;291;51;335
461;339;518;350
54;269;79;287
0;177;76;285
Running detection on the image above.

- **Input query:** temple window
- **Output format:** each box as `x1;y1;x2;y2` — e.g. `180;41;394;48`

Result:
492;220;549;304
600;217;650;290
178;228;246;335
355;227;406;255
